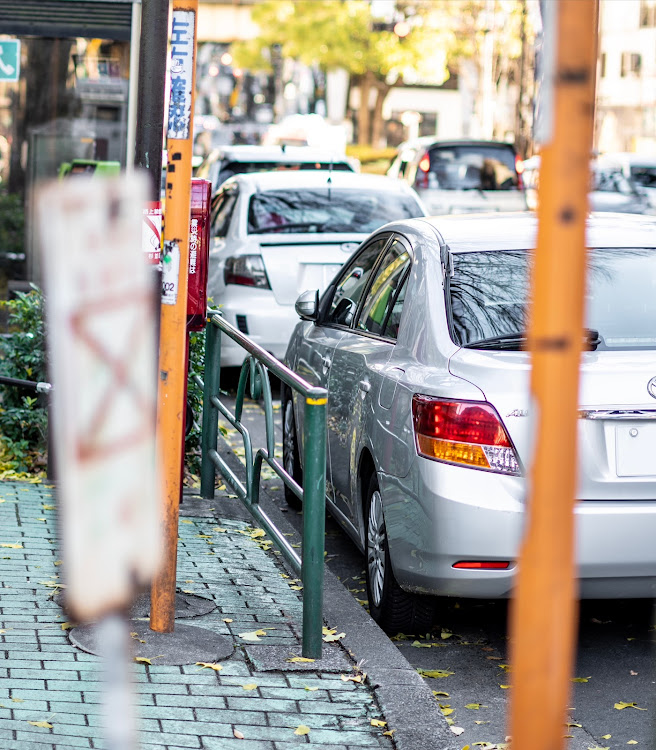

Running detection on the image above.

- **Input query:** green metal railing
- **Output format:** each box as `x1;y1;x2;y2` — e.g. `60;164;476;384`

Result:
197;310;327;658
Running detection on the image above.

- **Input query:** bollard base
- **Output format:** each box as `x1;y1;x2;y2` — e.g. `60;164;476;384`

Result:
70;621;233;666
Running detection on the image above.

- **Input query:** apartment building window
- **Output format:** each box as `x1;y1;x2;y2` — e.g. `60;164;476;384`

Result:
640;0;656;27
620;52;642;77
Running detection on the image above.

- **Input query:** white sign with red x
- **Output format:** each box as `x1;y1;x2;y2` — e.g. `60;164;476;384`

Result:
36;175;162;622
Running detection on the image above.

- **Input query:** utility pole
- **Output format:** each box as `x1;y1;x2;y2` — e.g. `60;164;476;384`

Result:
508;3;598;750
150;0;198;633
135;0;169;200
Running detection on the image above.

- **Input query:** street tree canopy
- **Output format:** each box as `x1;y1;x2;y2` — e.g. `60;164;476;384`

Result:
232;0;455;145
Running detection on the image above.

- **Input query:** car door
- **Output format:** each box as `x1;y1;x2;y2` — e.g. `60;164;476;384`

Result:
207;184;240;302
296;235;392;509
327;236;412;533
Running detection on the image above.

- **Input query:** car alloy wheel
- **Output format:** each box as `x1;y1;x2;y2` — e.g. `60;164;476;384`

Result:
365;473;436;635
366;488;386;608
282;391;302;509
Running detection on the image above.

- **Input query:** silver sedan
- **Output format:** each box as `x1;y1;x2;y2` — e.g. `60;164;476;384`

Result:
282;213;656;634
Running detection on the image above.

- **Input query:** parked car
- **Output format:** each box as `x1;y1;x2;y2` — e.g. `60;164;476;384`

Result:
387;138;527;215
283;213;656;633
596;152;656;207
207;171;425;366
522;155;654;214
195;145;357;193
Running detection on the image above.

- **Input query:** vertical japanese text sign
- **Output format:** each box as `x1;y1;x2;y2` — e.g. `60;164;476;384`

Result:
168;12;195;140
36;175;162;622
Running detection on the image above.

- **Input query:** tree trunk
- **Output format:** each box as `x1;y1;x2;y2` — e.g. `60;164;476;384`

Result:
356;71;375;146
370;80;391;149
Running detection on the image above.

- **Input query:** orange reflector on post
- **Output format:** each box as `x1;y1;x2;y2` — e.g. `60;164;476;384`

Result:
453;561;510;570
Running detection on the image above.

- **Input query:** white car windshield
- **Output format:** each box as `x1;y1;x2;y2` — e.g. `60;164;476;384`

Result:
448;248;656;350
247;188;421;234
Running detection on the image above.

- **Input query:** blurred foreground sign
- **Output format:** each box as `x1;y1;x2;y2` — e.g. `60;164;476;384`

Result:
36;175;162;621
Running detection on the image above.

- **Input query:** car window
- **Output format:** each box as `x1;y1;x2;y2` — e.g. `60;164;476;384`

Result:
356;239;410;338
383;273;409;339
325;237;389;327
448;248;656;350
416;144;519;191
210;188;238;238
247;189;422;234
630;166;656;188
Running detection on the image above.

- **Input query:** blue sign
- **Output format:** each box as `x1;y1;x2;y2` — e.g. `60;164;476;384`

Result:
0;40;20;82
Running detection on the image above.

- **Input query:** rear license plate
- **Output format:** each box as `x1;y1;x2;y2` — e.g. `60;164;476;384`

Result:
615;423;656;477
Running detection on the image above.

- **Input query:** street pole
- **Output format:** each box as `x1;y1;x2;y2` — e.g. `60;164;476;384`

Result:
150;0;198;633
508;2;598;750
134;0;169;198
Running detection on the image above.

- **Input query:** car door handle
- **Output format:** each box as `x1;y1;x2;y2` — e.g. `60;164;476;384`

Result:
321;356;332;369
358;380;370;393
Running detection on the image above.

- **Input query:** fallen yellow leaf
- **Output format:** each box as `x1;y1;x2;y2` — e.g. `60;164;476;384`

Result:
499;685;511;689
474;721;490;725
196;662;223;672
614;702;647;711
433;691;450;697
134;657;152;665
566;722;582;728
465;703;486;710
441;708;455;716
602;736;611;740
412;640;431;648
571;677;591;683
43;505;56;510
304;686;319;691
27;721;53;728
498;664;512;672
180;520;193;524
341;673;365;683
54;560;62;566
287;656;314;663
12;698;24;703
1;543;23;549
383;729;396;736
418;669;455;679
323;631;345;643
242;684;257;691
371;719;387;727
60;622;74;631
239;629;267;641
627;741;638;745
441;631;453;639
294;725;311;736
250;529;266;538
233;729;244;739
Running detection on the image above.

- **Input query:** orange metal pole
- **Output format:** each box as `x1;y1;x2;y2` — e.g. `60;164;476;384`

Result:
151;0;199;633
508;1;598;749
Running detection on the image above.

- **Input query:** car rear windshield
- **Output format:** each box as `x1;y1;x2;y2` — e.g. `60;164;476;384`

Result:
425;145;519;191
247;188;422;234
218;160;352;184
448;248;656;350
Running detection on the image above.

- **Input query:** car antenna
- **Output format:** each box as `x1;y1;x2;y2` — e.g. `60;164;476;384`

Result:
327;157;333;200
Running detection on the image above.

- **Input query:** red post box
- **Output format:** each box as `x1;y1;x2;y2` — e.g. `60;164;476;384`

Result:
187;178;212;331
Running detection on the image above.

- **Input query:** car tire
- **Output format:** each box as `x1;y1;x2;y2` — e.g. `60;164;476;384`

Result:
282;390;303;510
365;473;435;635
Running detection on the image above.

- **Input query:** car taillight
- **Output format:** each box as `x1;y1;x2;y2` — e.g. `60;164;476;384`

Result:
224;255;271;289
412;395;521;475
515;154;525;189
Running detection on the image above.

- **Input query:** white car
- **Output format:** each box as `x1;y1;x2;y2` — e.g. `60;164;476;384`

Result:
206;171;425;366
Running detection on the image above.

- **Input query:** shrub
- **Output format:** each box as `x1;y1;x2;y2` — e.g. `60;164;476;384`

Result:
0;286;48;474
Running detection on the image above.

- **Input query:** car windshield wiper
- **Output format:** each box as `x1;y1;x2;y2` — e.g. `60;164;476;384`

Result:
463;329;601;351
250;222;324;234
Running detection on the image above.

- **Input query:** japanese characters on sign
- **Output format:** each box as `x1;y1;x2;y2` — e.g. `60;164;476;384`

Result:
167;11;195;140
142;201;162;266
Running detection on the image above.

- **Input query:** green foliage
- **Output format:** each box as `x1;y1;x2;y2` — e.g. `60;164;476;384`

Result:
0;287;47;473
0;191;25;257
232;0;452;86
185;328;205;483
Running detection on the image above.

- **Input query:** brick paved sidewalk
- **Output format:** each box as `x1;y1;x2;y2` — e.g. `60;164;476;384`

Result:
0;481;395;750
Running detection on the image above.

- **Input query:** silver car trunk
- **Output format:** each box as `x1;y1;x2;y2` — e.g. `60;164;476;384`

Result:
257;233;365;305
448;348;656;500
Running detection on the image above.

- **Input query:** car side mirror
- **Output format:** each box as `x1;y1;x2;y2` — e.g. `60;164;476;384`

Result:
295;289;319;321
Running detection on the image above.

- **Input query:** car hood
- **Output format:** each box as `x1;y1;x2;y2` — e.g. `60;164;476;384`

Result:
448;347;656;499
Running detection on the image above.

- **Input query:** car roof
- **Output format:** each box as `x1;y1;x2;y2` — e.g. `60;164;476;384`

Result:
392;212;656;252
204;145;351;164
226;170;417;193
598;152;656;167
396;137;518;152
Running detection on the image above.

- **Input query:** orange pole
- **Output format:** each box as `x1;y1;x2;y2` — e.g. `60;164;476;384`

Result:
151;0;199;633
508;1;598;748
